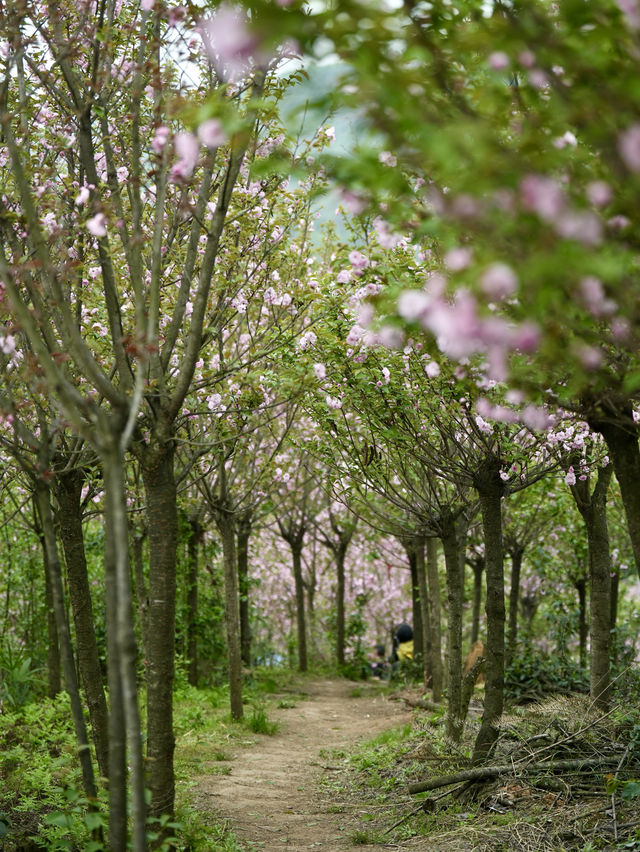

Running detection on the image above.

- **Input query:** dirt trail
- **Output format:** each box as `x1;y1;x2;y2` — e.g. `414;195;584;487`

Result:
195;679;412;850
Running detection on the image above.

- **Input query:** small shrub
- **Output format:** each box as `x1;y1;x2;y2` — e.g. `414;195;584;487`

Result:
505;647;589;702
246;706;279;736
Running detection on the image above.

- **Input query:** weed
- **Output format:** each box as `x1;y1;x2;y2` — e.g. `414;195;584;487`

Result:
348;686;364;698
246;706;279;736
277;699;297;709
350;828;374;844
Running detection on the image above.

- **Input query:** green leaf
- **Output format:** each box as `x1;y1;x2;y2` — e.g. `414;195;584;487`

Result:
44;812;72;828
84;811;105;832
621;781;640;801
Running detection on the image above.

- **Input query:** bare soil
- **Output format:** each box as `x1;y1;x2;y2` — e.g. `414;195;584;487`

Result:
194;678;412;850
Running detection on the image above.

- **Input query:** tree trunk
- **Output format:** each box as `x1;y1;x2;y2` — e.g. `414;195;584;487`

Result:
575;577;588;669
571;466;613;709
408;549;425;673
33;482;98;803
440;515;463;741
472;457;505;765
141;442;178;820
470;558;484;645
131;522;149;664
336;542;346;668
54;468;110;780
237;511;253;668
102;447;147;852
216;510;243;720
588;403;640;579
506;546;524;668
42;532;61;699
186;515;202;686
410;535;429;690
291;542;308;672
426;536;443;702
610;566;619;666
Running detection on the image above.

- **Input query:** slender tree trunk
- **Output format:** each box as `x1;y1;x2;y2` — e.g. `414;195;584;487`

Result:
441;515;463;741
409;536;429;689
408;549;425;672
291;542;308;672
186;515;201;686
237;511;252;667
33;483;98;803
571;466;613;709
141;442;178;820
336;542;346;668
55;469;110;780
131;523;149;663
425;536;442;702
575;577;588;669
102;447;147;852
470;558;484;645
610;567;619;666
472;458;506;765
216;510;243;720
506;546;524;668
42;534;61;699
588;404;640;579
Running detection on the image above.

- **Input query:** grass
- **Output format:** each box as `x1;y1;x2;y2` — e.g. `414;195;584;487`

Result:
245;705;279;735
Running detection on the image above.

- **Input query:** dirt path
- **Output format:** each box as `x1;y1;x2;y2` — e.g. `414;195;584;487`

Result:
195;679;413;850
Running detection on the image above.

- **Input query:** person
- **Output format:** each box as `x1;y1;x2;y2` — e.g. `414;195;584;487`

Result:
391;623;414;674
370;643;387;679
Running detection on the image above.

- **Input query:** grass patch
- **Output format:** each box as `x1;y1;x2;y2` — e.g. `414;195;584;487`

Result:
246;705;279;735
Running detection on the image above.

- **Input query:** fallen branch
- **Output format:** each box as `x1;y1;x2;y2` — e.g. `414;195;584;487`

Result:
394;695;439;712
408;757;614;795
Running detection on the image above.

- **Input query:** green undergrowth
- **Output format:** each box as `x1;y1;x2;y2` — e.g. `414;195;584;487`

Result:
0;668;302;851
317;688;640;852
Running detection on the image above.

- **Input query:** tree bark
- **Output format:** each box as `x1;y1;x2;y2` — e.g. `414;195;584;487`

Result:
141;442;178;820
216;510;243;720
237;511;253;668
102;447;147;852
506;545;524;668
41;531;61;699
575;577;588;669
440;514;463;741
408;548;425;674
54;468;110;780
186;514;202;686
291;542;308;672
472;456;505;765
33;482;98;803
610;566;619;665
588;403;640;579
426;536;443;702
130;521;149;664
570;466;613;709
470;558;484;645
411;535;430;691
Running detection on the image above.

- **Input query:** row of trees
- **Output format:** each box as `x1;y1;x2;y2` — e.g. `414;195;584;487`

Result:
1;0;640;849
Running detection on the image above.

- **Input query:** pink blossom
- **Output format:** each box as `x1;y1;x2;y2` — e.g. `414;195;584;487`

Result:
313;363;326;379
74;186;90;206
565;467;576;486
480;262;518;300
499;470;510;481
554;210;602;245
200;4;263;82
336;269;351;284
488;51;509;70
326;395;342;409
141;0;154;9
170;131;199;181
553;131;577;149
197;118;227;149
152;125;170;154
578;276;616;317
576;345;603;370
512;322;540;352
338;188;367;215
520;174;565;221
475;415;493;435
424;361;440;378
397;290;431;323
348;250;370;274
444;246;473;271
377;325;405;349
521;405;552;431
381;366;390;385
86;213;107;237
618;124;640;171
617;0;640;29
378;151;397;167
373;217;402;249
586;181;612;207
